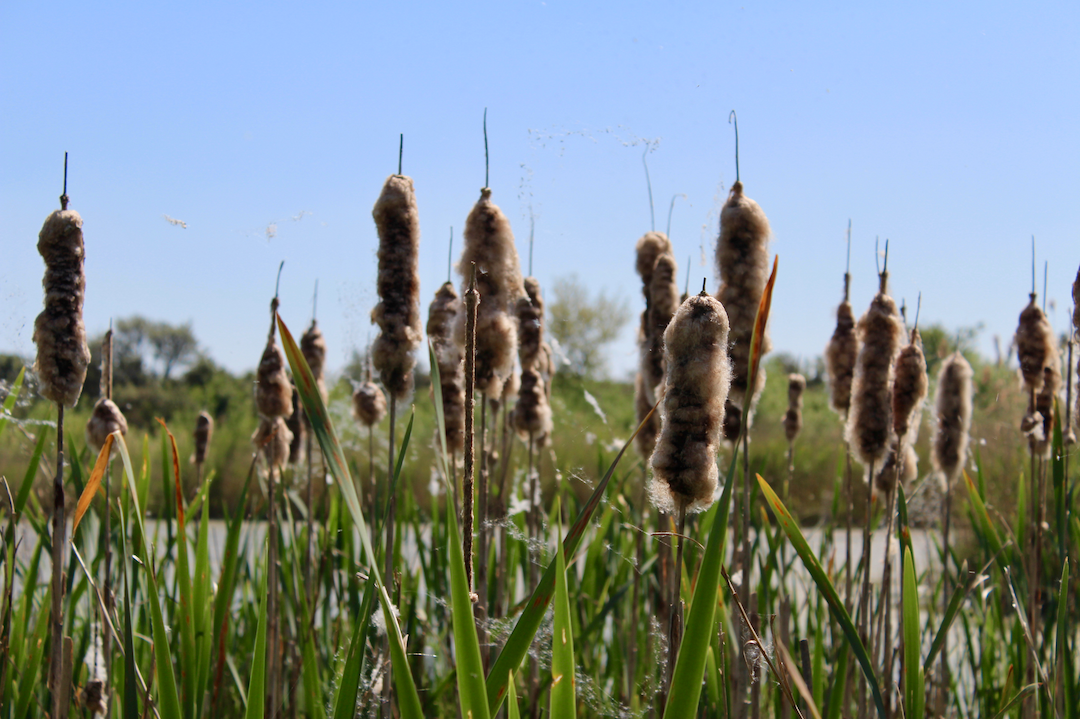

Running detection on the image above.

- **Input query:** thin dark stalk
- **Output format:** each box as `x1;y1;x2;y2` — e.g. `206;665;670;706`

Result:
447;227;454;284
666;505;687;696
463;265;479;590
304;429;314;603
398;133;403;176
666;194;684;239
729;110;740;183
857;458;876;719
527;431;539;712
483;108;489;188
845;447;854;611
50;403;66;719
266;453;280;716
382;396;397;711
642;146;655;232
103;330;114;719
476;398;489;663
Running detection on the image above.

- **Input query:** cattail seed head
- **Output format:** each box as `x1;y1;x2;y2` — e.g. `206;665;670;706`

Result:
428;281;466;455
371;174;423;401
352;380;387;428
892;328;929;441
33;209;91;407
300;319;329;405
1073;266;1080;338
825;300;859;417
256;338;293;419
253;416;293;469
715;181;772;437
932;350;974;485
1015;296;1055;394
874;440;918;496
1031;361;1062;457
285;387;305;465
634;371;661;459
86;398;128;453
649;292;732;515
639;253;681;404
194;411;214;465
516;277;546;372
635;231;673;294
783;373;806;443
513;368;552;445
845;284;905;468
455;188;525;398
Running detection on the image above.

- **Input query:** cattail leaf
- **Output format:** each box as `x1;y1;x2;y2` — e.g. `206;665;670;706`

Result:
902;548;924;719
549;502;577;719
13;421;48;516
506;671;521;719
277;313;424;719
193;473;214;719
121;511;140;719
923;559;968;674
13;583;50;719
1057;559;1074;719
989;684;1039;719
962;471;1010;571
485;398;657;712
71;432;113;536
744;255;778;408
114;433;184;719
332;574;377;719
243;550;269;719
823;643;849;719
756;475;887;719
0;366;24;440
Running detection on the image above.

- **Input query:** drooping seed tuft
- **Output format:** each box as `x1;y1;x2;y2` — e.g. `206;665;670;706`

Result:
193;411;214;465
714;181;771;439
256;338;293;419
352;380;387;428
371;174;423;401
931;350;974;485
783;373;806;443
33;208;91;407
892;328;929;441
649;292;731;515
455;188;525;398
825;300;859;417
86;398;128;453
253;416;293;469
428;281;466;454
845;279;905;469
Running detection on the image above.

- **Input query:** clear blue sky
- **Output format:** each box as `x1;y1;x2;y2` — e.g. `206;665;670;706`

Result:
3;1;1078;381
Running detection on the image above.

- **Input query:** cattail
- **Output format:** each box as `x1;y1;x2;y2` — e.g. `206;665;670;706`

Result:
300;319;328;401
513;368;552;444
455;188;525;399
874;441;918;495
513;276;554;446
783;373;806;443
715;181;771;439
371;174;423;401
193;411;214;465
825;300;859;417
641;253;680;400
845;278;904;469
86;398;128;453
1015;295;1055;394
931;351;974;484
517;277;546;371
253;416;293;469
1031;362;1062;457
285;387;305;465
649;292;731;515
256;337;292;419
634;371;661;459
353;380;387;428
428;282;466;455
33;208;91;407
892;328;929;441
635;232;673;301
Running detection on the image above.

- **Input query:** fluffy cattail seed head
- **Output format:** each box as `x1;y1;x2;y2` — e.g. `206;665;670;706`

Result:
892;328;929;441
516;277;547;372
285;387;305;465
253;416;293;469
649;292;732;515
634;371;661;460
86;398;128;453
371;174;423;401
428;282;465;455
845;285;905;468
783;373;806;443
33;209;91;407
513;368;552;445
874;441;918;496
194;411;214;465
352;381;387;428
715;182;771;437
1031;362;1062;457
300;320;328;405
639;253;680;404
256;338;293;419
1015;296;1055;394
635;232;673;295
932;350;974;485
825;300;859;417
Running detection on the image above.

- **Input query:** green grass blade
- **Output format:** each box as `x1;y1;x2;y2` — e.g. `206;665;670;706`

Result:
0;367;24;440
902;548;924;719
923;560;968;674
13;422;48;516
990;684;1039;719
121;512;139;719
1057;559;1074;719
757;475;887;719
192;474;213;719
332;574;377;719
823;643;848;719
506;670;521;719
549;504;576;718
243;550;269;719
278;313;423;719
963;471;1010;572
115;433;183;719
13;585;49;719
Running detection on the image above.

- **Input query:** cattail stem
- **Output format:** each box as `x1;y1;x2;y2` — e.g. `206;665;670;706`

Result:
383;396;397;710
463;265;479;591
666;505;687;697
266;452;280;716
845;447;854;611
50;402;66;719
304;428;314;603
476;398;489;661
102;331;114;719
368;426;376;525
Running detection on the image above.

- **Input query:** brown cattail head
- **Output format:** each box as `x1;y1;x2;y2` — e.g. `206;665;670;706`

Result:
845;285;905;469
1015;295;1055;394
892;328;929;441
371;174;423;401
931;350;974;485
253;416;293;470
194;411;214;465
512;368;552;445
285;387;305;465
639;253;681;404
428;281;466;455
516;277;547;372
715;181;772;437
455;188;525;398
86;398;128;454
33;208;91;407
352;380;387;428
635;232;673;298
874;440;918;496
649;292;732;515
634;371;661;460
1031;361;1062;457
256;338;293;419
1073;266;1080;337
300;319;328;386
783;373;806;443
825;300;859;417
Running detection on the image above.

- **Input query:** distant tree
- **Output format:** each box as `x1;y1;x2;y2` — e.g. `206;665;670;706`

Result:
547;274;631;379
148;321;198;379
